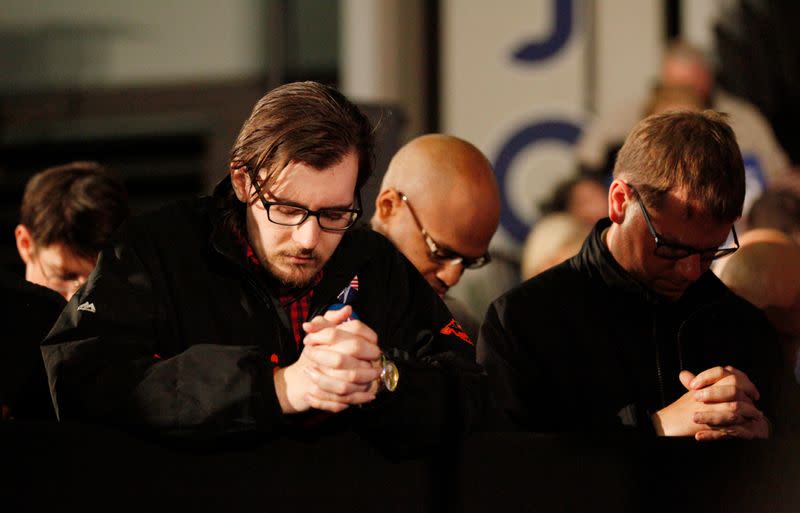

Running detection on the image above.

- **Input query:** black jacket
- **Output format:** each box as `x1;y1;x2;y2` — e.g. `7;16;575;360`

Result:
478;219;792;434
0;271;65;420
42;178;484;448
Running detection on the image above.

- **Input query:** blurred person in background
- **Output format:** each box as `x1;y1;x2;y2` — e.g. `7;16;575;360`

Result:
539;175;608;228
577;39;789;185
2;161;128;421
15;161;129;301
745;189;800;245
520;213;589;281
644;84;704;117
371;134;500;340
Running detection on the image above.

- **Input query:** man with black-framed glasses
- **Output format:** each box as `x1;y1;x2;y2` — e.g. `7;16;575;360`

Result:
42;82;485;448
371;134;500;341
479;110;797;439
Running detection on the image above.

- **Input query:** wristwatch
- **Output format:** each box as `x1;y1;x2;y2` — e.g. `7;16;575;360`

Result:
379;353;399;392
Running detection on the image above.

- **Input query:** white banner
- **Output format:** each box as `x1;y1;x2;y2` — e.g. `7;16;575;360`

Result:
442;0;661;312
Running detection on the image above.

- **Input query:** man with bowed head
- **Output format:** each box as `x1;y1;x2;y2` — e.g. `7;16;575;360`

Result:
371;134;500;340
1;161;128;421
15;161;129;301
43;82;483;447
480;110;793;439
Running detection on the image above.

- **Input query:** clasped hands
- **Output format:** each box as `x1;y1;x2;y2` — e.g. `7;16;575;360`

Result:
274;305;382;414
652;366;769;441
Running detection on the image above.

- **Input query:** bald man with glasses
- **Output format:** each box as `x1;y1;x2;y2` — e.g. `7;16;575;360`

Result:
371;134;500;341
479;110;796;439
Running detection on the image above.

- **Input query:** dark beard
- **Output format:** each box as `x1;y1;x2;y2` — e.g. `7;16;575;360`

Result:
274;269;314;289
268;249;320;289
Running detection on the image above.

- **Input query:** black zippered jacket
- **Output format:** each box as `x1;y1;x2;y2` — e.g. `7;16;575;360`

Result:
1;271;65;420
478;219;795;434
42;178;484;447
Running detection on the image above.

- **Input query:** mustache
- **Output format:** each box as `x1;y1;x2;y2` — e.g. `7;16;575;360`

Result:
280;248;317;260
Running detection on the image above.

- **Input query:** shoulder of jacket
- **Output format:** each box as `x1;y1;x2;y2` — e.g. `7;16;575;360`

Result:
494;260;586;314
118;196;212;248
338;227;403;264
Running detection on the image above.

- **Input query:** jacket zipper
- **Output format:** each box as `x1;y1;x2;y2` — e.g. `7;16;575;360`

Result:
240;271;293;359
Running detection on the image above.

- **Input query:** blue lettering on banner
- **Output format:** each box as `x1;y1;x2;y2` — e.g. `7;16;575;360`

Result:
513;0;573;63
493;120;581;242
493;0;579;243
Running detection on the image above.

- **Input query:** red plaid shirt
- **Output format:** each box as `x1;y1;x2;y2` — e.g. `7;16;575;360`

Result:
244;244;322;349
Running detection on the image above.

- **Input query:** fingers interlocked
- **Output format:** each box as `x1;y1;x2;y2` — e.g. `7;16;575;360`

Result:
298;305;382;412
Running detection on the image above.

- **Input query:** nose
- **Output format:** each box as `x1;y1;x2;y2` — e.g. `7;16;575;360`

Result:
292;217;321;250
674;253;702;282
436;261;465;289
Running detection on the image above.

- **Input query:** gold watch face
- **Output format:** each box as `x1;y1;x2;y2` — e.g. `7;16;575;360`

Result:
380;358;399;392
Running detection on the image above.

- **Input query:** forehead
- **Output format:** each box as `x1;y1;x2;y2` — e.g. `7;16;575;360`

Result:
646;189;732;246
268;153;358;207
407;188;494;256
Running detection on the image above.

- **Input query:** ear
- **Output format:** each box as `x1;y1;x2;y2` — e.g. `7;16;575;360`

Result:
608;179;630;225
230;163;250;203
15;224;35;264
374;188;401;223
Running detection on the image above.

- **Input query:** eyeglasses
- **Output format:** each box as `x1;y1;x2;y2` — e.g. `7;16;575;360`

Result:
627;183;739;262
252;180;361;231
398;191;490;269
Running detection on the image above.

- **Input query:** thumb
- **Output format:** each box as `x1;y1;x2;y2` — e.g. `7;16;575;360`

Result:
303;305;351;335
323;304;352;324
679;370;696;390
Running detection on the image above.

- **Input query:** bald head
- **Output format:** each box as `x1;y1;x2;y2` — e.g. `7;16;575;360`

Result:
718;240;800;346
719;241;800;309
371;134;500;294
738;228;793;247
715;229;792;287
380;134;498;207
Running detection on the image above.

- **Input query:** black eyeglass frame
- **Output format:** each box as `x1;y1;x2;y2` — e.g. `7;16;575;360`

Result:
627;183;739;262
398;191;491;269
250;178;362;232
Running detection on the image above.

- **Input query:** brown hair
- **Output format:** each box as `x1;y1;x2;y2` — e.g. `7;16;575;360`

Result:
613;110;745;223
19;161;129;259
230;81;374;197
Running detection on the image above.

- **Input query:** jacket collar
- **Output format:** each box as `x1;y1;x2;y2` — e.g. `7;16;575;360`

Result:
577;218;655;301
208;175;250;269
575;218;726;308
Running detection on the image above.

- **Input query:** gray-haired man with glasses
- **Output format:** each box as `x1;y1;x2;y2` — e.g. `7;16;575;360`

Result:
42;82;485;447
479;110;796;439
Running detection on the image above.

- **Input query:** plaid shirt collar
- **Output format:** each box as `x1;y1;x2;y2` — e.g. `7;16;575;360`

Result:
243;243;322;348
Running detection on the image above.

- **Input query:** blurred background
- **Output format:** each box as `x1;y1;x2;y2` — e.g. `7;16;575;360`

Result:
1;0;797;316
